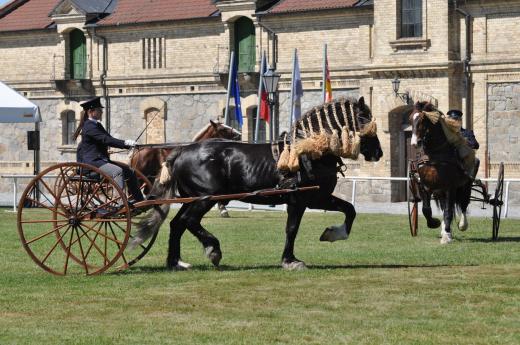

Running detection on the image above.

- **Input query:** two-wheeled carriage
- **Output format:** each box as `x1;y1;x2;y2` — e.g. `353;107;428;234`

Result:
16;160;318;275
407;161;505;240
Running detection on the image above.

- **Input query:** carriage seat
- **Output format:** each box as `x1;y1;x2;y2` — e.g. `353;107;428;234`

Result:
69;168;102;182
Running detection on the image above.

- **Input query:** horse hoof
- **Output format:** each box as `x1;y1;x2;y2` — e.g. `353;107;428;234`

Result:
219;210;230;218
282;261;307;270
319;224;348;242
458;216;468;231
427;218;441;229
440;233;453;244
204;246;222;267
177;260;192;269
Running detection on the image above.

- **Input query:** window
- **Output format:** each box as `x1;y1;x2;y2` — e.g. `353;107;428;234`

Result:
234;17;256;72
62;111;76;145
142;37;166;69
70;29;86;79
401;0;422;38
144;107;165;144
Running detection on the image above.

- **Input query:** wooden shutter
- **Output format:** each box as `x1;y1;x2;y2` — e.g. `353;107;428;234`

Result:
70;29;86;79
234;17;255;73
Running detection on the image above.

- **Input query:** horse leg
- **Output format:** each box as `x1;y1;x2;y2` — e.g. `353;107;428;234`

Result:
440;190;455;244
181;200;222;267
316;196;356;242
217;201;230;218
166;204;193;270
420;188;441;229
281;203;307;270
457;182;472;231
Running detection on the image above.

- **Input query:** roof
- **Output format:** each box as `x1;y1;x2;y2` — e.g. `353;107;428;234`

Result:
99;0;219;26
0;0;59;32
49;0;118;16
266;0;362;14
0;0;218;32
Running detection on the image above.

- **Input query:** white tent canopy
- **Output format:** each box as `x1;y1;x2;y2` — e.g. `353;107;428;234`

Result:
0;81;41;123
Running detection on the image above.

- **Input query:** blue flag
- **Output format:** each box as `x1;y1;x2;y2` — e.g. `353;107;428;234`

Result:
230;60;243;127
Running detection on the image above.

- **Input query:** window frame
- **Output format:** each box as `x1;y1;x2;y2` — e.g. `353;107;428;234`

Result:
61;110;76;146
400;0;423;39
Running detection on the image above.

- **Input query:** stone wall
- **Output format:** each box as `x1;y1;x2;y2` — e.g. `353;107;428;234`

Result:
487;83;520;178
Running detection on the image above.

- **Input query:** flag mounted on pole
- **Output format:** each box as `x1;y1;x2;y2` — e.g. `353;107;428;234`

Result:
230;57;243;127
323;44;332;102
290;49;303;126
259;53;270;123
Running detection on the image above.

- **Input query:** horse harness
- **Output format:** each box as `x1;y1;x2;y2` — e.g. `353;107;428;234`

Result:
271;141;345;189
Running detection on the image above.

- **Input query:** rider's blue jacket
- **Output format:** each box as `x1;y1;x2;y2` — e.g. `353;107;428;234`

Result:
461;128;479;150
77;119;129;167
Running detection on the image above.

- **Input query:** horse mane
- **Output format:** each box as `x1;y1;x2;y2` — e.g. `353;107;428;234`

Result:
191;122;213;141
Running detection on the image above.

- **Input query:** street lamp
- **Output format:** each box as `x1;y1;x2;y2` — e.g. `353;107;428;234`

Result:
263;67;281;141
392;77;411;104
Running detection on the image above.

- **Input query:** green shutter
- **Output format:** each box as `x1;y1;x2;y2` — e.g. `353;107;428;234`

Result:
70;29;86;79
234;17;255;73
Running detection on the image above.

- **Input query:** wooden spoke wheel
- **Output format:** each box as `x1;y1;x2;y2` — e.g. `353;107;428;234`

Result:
112;163;158;271
17;162;131;275
491;162;504;241
407;161;419;237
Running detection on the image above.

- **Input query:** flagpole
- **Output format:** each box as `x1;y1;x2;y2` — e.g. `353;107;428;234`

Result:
254;51;266;142
223;51;235;126
289;48;297;130
322;43;327;102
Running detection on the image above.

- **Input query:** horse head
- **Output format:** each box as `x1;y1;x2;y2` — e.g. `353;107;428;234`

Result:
410;101;445;152
209;120;242;140
354;96;383;162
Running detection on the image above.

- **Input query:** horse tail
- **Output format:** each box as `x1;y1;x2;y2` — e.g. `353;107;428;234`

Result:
130;148;183;248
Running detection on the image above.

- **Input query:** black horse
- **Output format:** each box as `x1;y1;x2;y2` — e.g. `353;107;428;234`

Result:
133;97;383;270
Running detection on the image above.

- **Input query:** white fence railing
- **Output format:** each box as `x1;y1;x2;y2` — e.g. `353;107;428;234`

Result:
2;174;519;217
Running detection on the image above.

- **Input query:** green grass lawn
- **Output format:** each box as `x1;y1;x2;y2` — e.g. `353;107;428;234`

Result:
1;207;519;345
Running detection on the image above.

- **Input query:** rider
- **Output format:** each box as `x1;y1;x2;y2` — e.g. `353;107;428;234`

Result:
73;97;144;206
446;109;480;179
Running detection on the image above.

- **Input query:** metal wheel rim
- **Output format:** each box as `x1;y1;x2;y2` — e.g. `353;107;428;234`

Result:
492;162;504;240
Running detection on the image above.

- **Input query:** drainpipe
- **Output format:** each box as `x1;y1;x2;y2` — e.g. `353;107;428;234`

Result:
454;1;485;177
256;18;277;70
88;25;110;132
454;0;472;131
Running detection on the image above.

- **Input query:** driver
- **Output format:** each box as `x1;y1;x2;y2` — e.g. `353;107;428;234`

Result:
73;97;144;206
446;109;480;179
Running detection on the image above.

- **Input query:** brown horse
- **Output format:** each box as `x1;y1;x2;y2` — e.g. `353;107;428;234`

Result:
411;102;473;244
129;120;241;216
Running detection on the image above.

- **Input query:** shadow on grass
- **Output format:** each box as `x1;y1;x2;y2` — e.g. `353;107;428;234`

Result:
467;236;520;243
113;262;477;275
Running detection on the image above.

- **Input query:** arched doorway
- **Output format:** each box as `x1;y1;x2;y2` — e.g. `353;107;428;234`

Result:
69;29;86;79
389;104;415;202
234;17;255;72
144;107;165;144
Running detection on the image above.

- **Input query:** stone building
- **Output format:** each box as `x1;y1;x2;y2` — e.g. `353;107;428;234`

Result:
1;0;519;204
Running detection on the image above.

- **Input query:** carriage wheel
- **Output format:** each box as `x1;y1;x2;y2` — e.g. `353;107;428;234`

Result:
491;162;504;241
17;162;131;275
407;161;419;237
111;164;159;271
